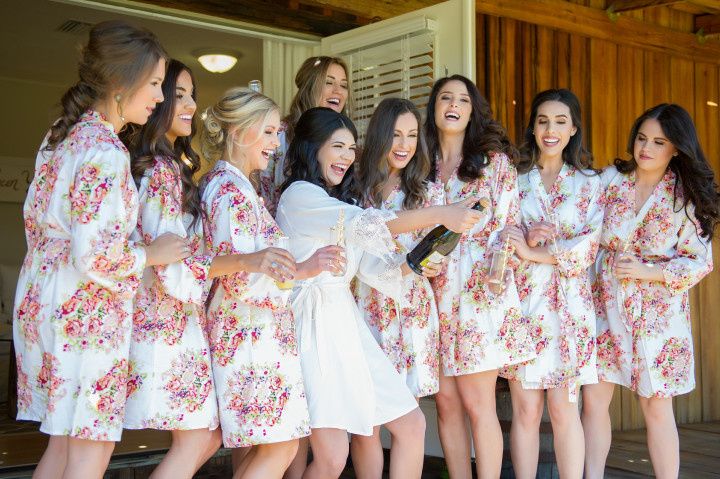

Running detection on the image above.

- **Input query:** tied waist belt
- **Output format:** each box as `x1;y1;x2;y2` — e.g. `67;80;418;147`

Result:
294;281;349;376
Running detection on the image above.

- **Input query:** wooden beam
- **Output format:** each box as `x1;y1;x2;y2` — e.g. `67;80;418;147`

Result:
696;14;720;34
132;0;374;36
292;0;442;20
475;0;720;64
607;0;683;13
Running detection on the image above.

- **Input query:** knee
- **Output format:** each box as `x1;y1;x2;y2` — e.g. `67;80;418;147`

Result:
408;409;426;437
547;399;577;428
514;399;544;428
206;429;223;456
639;397;674;424
317;450;348;477
581;384;614;417
282;440;300;467
435;389;462;417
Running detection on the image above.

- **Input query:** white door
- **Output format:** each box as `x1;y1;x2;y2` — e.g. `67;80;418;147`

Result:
320;0;475;137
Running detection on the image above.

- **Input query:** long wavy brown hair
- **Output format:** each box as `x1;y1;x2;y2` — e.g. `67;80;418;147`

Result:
425;75;518;182
283;56;352;141
615;103;720;239
516;88;595;175
124;60;203;226
45;20;167;151
356;98;430;210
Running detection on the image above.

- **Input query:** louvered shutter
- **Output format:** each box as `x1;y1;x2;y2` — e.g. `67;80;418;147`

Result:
321;0;475;138
332;21;437;137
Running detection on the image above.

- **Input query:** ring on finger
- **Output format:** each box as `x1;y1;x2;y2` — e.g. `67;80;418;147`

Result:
271;261;278;268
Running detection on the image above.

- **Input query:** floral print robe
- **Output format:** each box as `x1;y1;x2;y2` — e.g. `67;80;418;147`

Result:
502;165;603;400
124;157;218;430
13;111;146;440
201;160;309;447
431;152;535;376
593;166;712;398
353;182;444;397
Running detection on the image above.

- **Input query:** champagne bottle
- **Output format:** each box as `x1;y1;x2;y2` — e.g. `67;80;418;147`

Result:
406;198;490;275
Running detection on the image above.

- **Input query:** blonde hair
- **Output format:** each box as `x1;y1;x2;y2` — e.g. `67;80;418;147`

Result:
283;56;352;141
200;87;279;163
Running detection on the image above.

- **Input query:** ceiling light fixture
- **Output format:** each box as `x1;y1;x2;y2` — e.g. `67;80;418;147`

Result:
197;54;237;73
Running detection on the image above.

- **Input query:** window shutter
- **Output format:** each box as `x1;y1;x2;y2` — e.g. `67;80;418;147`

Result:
326;19;438;138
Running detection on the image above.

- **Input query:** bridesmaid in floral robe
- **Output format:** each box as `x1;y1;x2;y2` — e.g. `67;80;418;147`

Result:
351;98;444;477
426;75;536;479
582;104;719;479
13;22;188;478
499;89;603;479
123;60;265;478
199;89;344;479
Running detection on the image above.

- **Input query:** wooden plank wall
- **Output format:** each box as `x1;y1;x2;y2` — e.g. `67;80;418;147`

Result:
476;5;720;431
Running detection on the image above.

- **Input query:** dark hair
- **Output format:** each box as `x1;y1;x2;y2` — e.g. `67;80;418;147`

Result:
614;103;720;239
124;59;202;226
282;107;358;204
356;98;430;210
45;20;167;151
516;89;594;174
425;75;518;182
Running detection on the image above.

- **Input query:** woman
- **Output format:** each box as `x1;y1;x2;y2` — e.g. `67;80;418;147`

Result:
259;56;351;216
582;104;718;479
13;21;188;478
275;107;484;479
351;98;444;477
426;75;536;479
500;89;603;479
199;88;343;479
123;60;262;477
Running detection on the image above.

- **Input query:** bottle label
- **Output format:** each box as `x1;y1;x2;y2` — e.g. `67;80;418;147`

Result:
420;251;445;268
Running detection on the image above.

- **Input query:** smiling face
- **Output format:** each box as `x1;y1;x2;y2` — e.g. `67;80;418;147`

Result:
317;63;349;112
166;69;196;144
121;58;166;126
386;112;419;175
433;79;472;134
317;127;356;186
633;118;677;175
232;109;281;175
533;100;577;161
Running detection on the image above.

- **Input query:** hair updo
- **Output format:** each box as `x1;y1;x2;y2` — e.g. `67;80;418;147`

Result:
200;87;279;163
45;20;167;151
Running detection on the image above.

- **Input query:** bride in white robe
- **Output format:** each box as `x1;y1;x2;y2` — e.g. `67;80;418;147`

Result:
275;107;484;479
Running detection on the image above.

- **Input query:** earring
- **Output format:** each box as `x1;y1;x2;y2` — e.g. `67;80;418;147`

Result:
114;94;125;123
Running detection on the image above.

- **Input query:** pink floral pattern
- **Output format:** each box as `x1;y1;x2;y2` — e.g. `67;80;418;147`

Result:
594;166;711;397
124;157;218;431
431;152;535;375
201;160;309;446
13;110;145;440
501;166;603;397
354;183;442;397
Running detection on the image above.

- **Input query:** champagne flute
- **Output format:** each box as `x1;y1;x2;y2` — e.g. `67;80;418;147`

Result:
274;236;295;290
331;210;347;277
488;238;510;285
